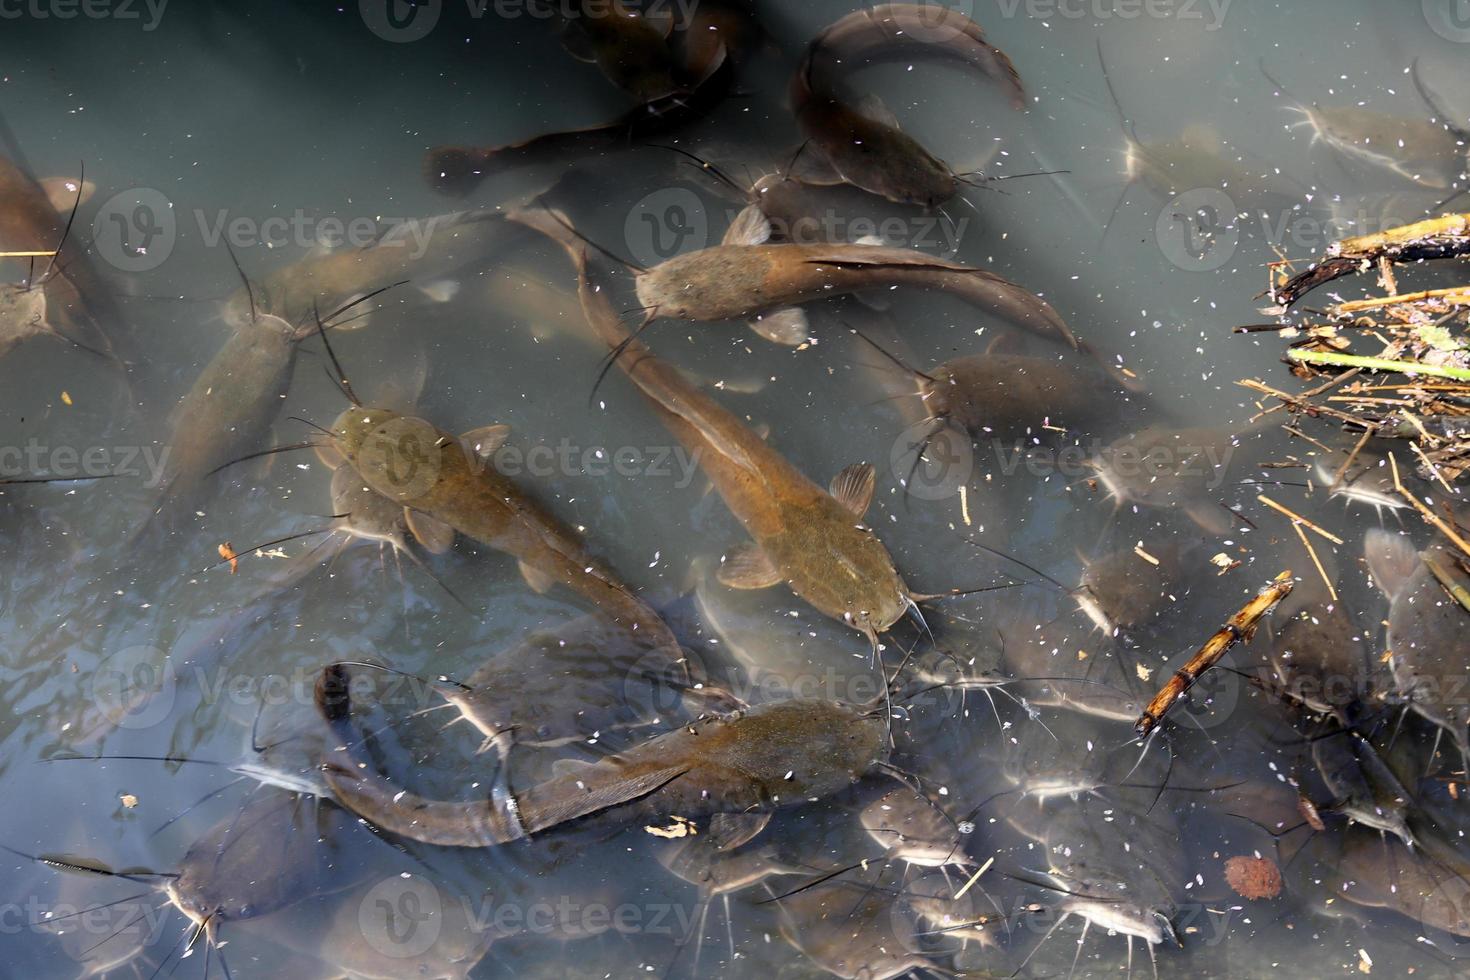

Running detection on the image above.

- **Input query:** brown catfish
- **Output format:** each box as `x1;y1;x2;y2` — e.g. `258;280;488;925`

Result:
791;5;1025;209
632;209;1084;357
322;400;677;651
317;663;886;848
0;157;125;364
577;246;919;646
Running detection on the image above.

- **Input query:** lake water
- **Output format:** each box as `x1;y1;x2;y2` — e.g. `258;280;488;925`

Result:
1;1;1469;977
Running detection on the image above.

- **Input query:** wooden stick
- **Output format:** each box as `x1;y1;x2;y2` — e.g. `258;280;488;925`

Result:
1330;286;1470;316
1389;454;1470;561
0;250;57;258
1134;572;1294;738
1293;522;1337;603
1257;494;1345;545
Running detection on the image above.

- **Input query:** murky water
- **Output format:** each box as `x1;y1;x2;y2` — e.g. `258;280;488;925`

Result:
1;1;1469;977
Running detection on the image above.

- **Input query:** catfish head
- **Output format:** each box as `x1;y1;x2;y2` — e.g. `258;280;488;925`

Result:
327;406;442;503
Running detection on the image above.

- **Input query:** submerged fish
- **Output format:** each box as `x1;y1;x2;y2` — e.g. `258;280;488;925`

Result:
791;4;1025;209
577;243;920;647
1090;419;1269;535
0;157;125;366
1263;61;1470;191
317;663;887;849
1364;529;1470;768
322;396;679;655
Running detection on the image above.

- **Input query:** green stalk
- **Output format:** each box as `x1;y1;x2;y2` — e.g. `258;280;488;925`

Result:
1287;348;1470;382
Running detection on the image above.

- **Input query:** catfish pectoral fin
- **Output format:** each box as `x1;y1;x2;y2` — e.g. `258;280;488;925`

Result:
829;462;876;518
518;560;558;594
718;544;783;590
723;204;773;247
749;307;810;346
708;811;772;852
405;508;456;555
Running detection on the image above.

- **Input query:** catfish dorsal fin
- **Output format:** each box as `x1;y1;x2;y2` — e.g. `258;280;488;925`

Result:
830;462;876;518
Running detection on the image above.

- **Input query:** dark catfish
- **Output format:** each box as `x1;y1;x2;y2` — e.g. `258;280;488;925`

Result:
16;791;347;975
791;5;1025;209
555;0;683;104
578;246;917;645
407;611;736;766
857;331;1143;444
775;870;943;980
317;663;886;848
1365;529;1470;768
1013;791;1186;973
424;49;734;198
1090;418;1270;536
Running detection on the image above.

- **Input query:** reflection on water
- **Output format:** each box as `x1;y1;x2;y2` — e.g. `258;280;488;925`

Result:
1;1;1469;977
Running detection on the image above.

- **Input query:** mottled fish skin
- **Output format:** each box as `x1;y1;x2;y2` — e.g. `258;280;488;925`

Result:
319;664;886;849
579;251;912;641
327;406;680;655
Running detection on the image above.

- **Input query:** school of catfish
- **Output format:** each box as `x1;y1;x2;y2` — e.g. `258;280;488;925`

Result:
2;3;1470;978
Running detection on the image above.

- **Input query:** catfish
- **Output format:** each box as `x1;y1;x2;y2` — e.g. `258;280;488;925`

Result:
853;330;1144;453
320;406;678;652
1364;529;1470;769
576;242;930;648
219;209;516;332
316;663;887;848
773;868;944;980
658;829;806;975
555;0;685;104
1097;42;1302;235
1090;418;1271;536
791;5;1025;209
1011;790;1186;977
10;791;351;978
364;613;736;768
1262;61;1470;192
629;204;1093;364
0;158;125;366
145;288;380;526
424;47;735;198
